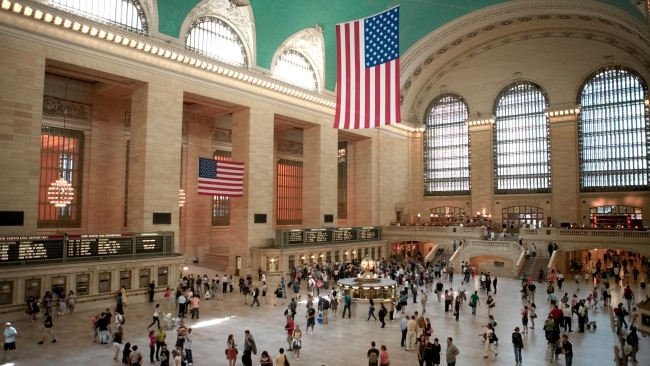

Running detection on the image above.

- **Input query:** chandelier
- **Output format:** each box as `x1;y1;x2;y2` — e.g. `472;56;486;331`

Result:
48;77;74;208
48;176;74;207
178;188;186;207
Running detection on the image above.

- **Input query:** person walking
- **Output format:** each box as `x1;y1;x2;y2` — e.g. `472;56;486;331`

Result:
367;298;377;321
342;292;352;318
3;322;18;362
251;285;260;307
378;303;387;328
284;315;294;352
147;304;161;330
306;303;316;334
190;294;200;319
445;337;460;366
512;327;523;366
67;290;76;314
424;338;441;366
469;291;479;316
38;310;56;344
149;281;156;302
453;296;461;322
121;342;132;366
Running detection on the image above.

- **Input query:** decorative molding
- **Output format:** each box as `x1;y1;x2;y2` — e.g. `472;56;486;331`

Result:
186;0;255;64
124;112;131;127
42;96;90;120
277;140;303;155
273;27;325;91
212;128;232;143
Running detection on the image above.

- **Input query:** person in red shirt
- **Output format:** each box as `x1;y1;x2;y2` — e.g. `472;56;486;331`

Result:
550;305;563;329
284;315;294;352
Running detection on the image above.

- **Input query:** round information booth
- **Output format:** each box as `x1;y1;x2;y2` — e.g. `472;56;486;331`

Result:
337;257;397;318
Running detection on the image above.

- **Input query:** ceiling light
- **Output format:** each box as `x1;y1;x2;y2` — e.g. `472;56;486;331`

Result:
44;13;53;22
34;9;42;19
72;22;81;31
106;32;114;41
98;30;106;39
23;6;32;16
1;1;11;11
81;25;90;34
63;19;72;28
11;2;20;13
53;16;62;26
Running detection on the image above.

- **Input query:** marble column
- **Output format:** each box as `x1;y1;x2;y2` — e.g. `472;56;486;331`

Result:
302;121;338;227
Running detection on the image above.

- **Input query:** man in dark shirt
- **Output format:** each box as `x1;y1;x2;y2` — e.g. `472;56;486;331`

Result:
561;335;573;366
367;341;380;366
159;343;170;366
38;311;56;344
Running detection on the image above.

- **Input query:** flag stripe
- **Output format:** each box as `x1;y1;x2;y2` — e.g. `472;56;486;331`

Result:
197;157;244;197
334;6;401;130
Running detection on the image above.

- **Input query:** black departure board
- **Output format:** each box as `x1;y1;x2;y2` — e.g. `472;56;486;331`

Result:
278;226;381;246
304;229;332;243
358;227;380;240
333;228;356;241
0;235;64;261
136;235;163;253
67;234;133;257
287;230;304;244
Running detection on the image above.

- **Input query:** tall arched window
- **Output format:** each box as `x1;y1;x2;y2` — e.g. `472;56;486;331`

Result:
49;0;147;34
185;17;248;68
273;50;318;91
578;67;649;192
494;82;550;194
423;94;470;195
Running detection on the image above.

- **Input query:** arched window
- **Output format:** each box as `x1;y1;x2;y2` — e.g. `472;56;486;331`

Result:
185;17;247;68
494;82;550;194
578;67;649;192
423;94;470;195
49;0;147;34
273;50;318;91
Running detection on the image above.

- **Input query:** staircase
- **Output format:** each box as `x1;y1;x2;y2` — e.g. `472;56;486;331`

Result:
518;256;550;281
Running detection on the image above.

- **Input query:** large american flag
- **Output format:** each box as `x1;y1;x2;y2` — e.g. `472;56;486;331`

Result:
197;157;244;197
334;6;401;129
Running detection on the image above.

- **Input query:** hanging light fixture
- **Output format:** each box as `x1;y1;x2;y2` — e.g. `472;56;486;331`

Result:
178;188;186;207
48;77;74;208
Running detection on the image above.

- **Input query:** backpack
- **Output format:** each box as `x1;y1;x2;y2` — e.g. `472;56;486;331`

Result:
369;351;378;364
512;332;523;348
322;299;330;310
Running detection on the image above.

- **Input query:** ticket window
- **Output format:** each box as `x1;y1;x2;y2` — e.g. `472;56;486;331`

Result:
76;274;89;296
98;272;111;293
0;281;13;305
25;278;41;301
51;276;66;298
120;270;132;290
157;267;168;286
326;251;332;263
139;269;150;288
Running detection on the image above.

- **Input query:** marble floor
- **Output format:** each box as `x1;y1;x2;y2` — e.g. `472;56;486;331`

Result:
2;265;649;366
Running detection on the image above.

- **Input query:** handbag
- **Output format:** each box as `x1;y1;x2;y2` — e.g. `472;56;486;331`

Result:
285;354;291;366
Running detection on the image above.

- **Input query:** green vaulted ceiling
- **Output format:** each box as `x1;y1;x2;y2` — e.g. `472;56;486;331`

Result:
156;0;645;91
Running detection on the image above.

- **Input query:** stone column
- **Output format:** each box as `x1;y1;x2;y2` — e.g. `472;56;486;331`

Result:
127;83;183;244
467;117;495;217
302;122;338;227
547;106;581;226
0;50;44;234
230;107;275;275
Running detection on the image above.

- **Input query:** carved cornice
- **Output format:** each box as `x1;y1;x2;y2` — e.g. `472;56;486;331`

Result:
42;95;90;120
212;128;232;143
277;140;303;155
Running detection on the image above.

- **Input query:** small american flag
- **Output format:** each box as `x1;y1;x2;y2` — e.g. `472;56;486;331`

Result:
334;6;401;129
198;157;244;197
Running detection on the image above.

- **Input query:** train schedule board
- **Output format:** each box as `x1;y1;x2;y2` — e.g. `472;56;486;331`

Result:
0;235;64;262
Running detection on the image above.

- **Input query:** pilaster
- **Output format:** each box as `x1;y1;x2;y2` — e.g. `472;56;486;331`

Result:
127;83;183;241
467;116;495;217
303;122;338;227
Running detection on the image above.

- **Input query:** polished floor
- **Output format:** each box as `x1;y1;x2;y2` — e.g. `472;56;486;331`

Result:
2;264;649;366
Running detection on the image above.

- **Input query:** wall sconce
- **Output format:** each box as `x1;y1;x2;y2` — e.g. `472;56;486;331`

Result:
270;258;275;263
310;255;315;259
319;254;324;258
417;213;421;218
344;251;348;255
301;256;305;260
